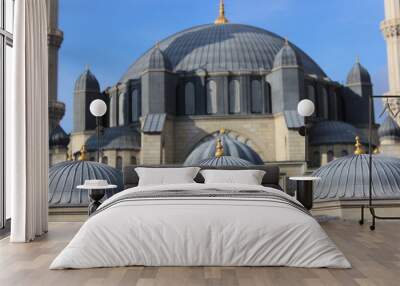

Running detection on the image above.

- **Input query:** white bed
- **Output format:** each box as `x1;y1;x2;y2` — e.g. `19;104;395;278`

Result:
50;183;351;269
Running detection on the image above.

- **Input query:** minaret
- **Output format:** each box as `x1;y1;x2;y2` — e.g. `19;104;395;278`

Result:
47;0;65;132
214;0;229;25
381;0;400;124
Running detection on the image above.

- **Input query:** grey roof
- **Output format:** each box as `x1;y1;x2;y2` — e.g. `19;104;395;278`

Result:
184;132;264;166
49;125;70;147
86;126;141;151
121;24;326;82
309;120;367;146
49;160;123;207
273;42;302;68
346;61;371;85
284;110;304;129
378;116;400;140
146;46;172;70
312;154;400;202
199;156;252;167
142;113;166;134
74;69;100;92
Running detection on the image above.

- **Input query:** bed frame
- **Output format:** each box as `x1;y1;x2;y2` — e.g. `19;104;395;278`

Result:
123;165;282;191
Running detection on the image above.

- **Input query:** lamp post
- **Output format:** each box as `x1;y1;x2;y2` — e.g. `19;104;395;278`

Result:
89;99;107;162
297;99;315;165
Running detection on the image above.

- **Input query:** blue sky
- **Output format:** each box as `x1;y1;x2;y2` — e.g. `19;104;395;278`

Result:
59;0;388;132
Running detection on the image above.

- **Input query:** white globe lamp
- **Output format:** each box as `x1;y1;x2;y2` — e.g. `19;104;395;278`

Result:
89;99;107;162
297;99;315;117
90;99;107;117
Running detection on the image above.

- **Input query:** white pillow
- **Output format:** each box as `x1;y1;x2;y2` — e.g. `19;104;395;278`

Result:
135;167;200;186
200;169;266;185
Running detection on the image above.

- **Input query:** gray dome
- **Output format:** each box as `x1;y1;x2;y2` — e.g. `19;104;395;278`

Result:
75;69;100;92
146;46;172;70
313;154;400;202
346;61;371;85
86;126;141;151
309;120;367;145
378;116;400;140
121;24;326;82
273;42;302;68
49;125;70;147
199;156;252;167
184;133;263;166
49;160;123;207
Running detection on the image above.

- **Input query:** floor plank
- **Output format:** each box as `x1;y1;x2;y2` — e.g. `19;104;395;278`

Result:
0;221;399;286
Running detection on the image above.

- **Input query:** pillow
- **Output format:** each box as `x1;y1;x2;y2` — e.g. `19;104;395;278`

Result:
200;170;266;185
135;167;201;186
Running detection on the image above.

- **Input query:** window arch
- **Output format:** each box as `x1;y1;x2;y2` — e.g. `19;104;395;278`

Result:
184;82;195;115
327;150;334;163
116;156;123;170
101;156;108;164
319;87;329;119
312;151;321;167
251;80;262;113
265;82;272;113
131;89;141;122
341;150;349;157
229;80;241;114
206;80;217;114
130;156;137;165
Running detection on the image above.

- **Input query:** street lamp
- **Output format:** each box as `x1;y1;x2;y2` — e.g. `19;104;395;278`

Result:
89;99;107;162
297;99;315;165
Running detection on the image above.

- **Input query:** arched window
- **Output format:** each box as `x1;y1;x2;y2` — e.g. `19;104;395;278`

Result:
118;92;127;126
341;150;349;157
229;80;241;114
184;82;195;115
109;93;117;127
319;87;329;119
130;156;137;165
90;157;95;162
116;156;123;170
312;151;321;168
327;150;334;163
206;80;217;114
131;89;141;122
101;156;108;164
265;82;272;113
251;80;262;113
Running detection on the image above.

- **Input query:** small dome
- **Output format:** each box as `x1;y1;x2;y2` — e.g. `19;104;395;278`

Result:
199;156;252;167
312;154;400;201
184;132;263;166
49;161;123;207
49;125;70;147
309;120;367;145
346;60;371;85
146;46;172;70
74;68;100;92
378;116;400;140
86;126;141;151
273;41;302;68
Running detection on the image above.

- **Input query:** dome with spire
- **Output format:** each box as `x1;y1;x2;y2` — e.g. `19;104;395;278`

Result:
184;130;263;166
74;68;100;92
49;125;70;147
121;25;326;82
273;40;302;68
346;58;371;85
146;45;172;70
379;116;400;140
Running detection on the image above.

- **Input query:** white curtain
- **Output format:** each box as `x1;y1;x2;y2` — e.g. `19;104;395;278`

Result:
8;0;49;242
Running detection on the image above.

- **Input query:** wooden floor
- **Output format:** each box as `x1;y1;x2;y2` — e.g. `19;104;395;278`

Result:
0;221;399;286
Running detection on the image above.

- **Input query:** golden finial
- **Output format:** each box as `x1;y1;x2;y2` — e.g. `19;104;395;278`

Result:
215;139;224;158
215;0;229;25
220;127;226;134
373;147;380;154
78;145;88;161
67;149;73;161
354;136;365;155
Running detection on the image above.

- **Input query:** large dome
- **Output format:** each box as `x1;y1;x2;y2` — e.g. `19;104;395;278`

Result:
121;24;326;82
